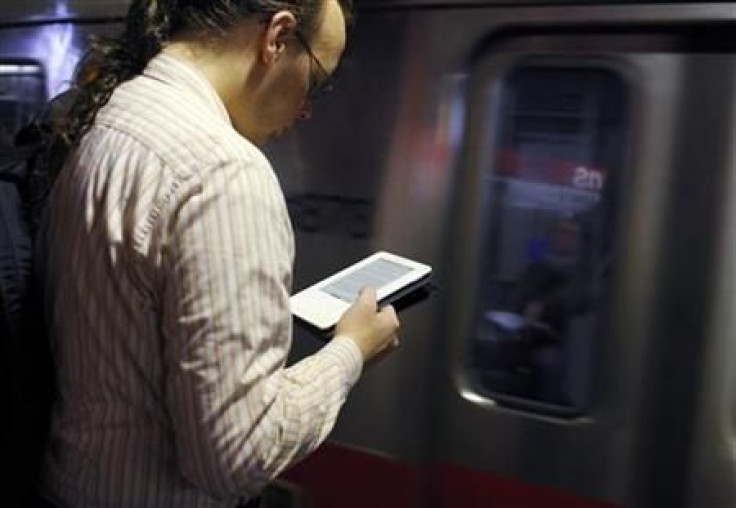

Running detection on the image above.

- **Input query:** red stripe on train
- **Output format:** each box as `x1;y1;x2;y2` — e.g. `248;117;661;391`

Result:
282;443;620;508
432;463;620;508
283;442;422;507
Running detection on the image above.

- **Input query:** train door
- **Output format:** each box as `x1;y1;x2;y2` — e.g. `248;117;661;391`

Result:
436;8;736;508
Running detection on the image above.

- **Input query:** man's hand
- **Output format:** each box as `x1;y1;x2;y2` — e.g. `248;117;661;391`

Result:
335;287;400;363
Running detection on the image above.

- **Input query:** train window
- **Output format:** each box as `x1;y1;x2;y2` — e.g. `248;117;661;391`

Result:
469;65;627;415
0;59;45;149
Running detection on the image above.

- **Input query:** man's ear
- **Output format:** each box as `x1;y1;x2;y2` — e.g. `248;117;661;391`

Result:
260;10;298;65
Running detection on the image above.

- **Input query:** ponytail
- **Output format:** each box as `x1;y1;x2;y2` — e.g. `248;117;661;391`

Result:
57;0;175;147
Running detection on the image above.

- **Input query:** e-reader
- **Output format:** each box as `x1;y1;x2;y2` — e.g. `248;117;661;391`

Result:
290;251;433;333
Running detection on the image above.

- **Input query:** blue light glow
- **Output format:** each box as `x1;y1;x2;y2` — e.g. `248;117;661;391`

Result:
30;0;82;98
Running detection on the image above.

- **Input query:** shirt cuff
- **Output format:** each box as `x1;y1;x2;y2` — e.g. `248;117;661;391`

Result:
320;335;363;391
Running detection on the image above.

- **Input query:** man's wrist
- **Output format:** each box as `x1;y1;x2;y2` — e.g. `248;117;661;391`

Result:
323;335;364;388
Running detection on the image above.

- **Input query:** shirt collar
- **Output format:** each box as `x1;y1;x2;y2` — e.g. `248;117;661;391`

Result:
143;52;231;126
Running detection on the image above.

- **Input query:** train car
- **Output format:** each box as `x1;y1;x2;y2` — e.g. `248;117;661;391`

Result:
2;1;736;507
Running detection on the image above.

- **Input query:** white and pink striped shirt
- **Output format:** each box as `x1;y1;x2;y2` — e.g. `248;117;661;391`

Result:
38;52;363;508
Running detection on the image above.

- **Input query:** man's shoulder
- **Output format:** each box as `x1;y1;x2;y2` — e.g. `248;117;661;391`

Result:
96;77;266;177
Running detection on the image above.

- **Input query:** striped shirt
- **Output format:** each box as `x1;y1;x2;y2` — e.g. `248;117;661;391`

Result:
38;52;363;508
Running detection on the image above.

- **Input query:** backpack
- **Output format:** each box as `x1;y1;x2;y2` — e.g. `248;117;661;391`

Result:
0;92;72;507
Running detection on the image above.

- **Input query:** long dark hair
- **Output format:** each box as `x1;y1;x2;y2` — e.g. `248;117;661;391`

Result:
57;0;353;147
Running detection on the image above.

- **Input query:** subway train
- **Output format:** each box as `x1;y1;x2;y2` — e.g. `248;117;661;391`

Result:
2;1;736;507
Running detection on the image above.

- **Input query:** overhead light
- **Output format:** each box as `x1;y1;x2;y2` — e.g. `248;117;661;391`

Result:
0;64;43;75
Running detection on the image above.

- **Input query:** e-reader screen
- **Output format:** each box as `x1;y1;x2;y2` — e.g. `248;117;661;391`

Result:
321;259;413;302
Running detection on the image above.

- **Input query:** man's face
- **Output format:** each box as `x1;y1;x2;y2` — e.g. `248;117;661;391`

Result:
254;0;346;143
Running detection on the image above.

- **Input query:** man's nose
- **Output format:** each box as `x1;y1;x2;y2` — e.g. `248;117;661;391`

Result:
297;101;313;121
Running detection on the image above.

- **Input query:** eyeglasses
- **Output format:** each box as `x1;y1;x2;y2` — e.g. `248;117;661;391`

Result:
293;30;335;100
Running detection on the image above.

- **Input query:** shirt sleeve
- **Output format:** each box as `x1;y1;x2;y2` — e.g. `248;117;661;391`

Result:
158;157;363;500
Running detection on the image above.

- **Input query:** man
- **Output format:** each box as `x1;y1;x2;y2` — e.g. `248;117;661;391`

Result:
38;0;400;506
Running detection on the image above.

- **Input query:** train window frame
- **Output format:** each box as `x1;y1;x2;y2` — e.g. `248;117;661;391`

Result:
0;56;46;149
453;54;634;419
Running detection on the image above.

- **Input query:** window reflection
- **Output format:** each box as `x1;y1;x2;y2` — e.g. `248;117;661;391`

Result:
470;65;627;414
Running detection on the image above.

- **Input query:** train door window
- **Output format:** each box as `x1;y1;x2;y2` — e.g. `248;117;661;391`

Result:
0;60;46;149
469;64;628;415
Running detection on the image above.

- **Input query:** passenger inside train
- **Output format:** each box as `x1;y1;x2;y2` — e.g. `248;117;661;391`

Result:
471;66;622;411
